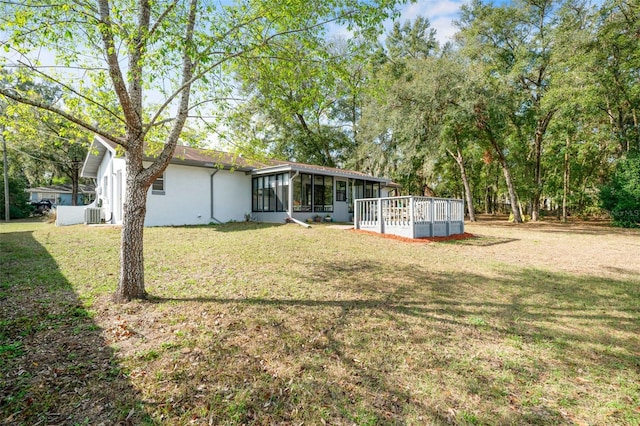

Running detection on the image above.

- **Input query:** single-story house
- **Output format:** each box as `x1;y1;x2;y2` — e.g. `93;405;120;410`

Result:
80;135;398;226
27;183;95;206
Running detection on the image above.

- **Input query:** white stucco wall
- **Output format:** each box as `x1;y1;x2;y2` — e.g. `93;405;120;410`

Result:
144;164;251;227
210;169;252;223
95;155;126;225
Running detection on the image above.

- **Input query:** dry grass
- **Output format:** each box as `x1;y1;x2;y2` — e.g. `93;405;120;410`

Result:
1;218;639;425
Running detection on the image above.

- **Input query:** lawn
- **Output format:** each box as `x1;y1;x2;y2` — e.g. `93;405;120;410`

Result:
1;218;639;425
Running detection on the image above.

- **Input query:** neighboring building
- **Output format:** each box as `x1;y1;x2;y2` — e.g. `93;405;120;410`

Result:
80;135;398;227
27;184;95;206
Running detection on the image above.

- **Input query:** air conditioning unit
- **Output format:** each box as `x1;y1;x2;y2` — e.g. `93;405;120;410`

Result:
84;207;102;224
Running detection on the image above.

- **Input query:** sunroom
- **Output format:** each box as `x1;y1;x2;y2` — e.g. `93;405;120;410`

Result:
250;163;397;223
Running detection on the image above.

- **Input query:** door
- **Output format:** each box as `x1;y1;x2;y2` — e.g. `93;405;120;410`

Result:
333;179;350;222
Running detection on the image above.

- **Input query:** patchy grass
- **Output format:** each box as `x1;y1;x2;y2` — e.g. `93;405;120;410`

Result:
1;219;639;425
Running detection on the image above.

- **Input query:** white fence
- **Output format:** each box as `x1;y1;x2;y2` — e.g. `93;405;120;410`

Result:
55;205;103;226
354;196;465;238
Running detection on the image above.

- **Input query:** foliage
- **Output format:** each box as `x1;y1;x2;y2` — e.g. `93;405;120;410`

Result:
599;154;640;228
0;171;31;219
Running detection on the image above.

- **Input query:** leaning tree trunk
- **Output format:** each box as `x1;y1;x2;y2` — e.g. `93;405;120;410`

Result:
448;146;476;222
498;154;522;223
113;151;149;302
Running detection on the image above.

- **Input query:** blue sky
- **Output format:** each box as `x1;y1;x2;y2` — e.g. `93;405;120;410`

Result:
390;0;513;44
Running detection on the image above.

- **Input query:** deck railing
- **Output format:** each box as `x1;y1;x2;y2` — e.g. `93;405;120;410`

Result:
354;196;464;238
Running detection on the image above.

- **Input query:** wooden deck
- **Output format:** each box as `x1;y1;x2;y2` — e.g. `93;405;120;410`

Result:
354;196;465;238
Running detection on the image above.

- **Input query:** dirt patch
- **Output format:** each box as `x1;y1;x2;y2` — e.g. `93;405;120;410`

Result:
351;228;476;243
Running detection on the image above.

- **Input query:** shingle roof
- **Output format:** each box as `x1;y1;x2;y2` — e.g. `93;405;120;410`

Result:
83;135;398;186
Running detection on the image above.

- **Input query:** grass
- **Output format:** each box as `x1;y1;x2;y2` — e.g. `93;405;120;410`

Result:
1;218;639;425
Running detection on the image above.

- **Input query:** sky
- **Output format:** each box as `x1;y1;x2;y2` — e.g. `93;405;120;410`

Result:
396;0;466;44
387;0;513;45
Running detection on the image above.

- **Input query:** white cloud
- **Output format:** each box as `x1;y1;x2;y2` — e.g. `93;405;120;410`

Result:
397;0;465;44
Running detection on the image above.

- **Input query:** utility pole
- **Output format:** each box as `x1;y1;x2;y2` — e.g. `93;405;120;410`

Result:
2;126;9;221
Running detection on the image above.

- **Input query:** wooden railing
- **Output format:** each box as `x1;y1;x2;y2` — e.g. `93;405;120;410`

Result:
354;196;464;238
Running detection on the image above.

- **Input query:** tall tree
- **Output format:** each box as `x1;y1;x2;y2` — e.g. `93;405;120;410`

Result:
0;0;402;301
456;0;562;221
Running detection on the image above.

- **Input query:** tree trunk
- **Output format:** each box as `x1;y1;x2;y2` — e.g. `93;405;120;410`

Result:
531;130;542;221
71;161;79;206
499;155;522;223
114;158;149;302
531;110;555;221
562;134;571;222
447;147;476;221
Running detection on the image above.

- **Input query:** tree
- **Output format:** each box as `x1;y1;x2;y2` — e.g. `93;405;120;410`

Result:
456;0;563;222
600;153;640;227
0;0;401;301
3;100;91;204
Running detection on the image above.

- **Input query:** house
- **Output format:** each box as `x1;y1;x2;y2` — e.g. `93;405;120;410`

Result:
80;135;398;226
27;183;95;206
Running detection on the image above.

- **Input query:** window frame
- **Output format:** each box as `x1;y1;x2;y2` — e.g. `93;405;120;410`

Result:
151;173;165;195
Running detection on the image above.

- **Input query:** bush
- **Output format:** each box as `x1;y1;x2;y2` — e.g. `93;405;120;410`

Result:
599;154;640;228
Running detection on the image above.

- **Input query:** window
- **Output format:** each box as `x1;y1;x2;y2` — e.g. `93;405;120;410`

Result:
313;175;333;212
252;173;289;212
293;173;312;212
152;173;165;195
349;179;381;213
336;180;347;202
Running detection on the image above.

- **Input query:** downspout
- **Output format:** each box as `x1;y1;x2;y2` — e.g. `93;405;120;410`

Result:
288;171;299;219
210;170;222;224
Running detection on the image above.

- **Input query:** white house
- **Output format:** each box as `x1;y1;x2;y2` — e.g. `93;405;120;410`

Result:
79;135;398;227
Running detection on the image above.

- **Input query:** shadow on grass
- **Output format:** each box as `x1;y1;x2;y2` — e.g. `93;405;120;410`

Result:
149;258;639;424
441;234;519;246
472;216;639;237
0;231;147;425
181;221;285;233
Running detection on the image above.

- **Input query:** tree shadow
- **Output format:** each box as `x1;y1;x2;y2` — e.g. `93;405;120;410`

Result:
0;231;147;425
179;222;285;233
471;216;640;237
148;257;639;424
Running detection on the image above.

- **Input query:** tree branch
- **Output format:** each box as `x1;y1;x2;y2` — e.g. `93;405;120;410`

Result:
0;88;122;146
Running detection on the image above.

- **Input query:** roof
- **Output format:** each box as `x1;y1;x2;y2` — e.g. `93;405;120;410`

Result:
27;184;96;194
250;161;393;184
82;135;269;178
81;135;398;186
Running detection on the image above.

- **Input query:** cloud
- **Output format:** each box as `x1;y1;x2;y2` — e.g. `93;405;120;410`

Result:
397;0;465;44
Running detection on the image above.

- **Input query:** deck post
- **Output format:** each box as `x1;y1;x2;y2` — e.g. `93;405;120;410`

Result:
446;199;451;236
430;197;435;237
354;199;360;229
377;198;383;234
409;196;415;239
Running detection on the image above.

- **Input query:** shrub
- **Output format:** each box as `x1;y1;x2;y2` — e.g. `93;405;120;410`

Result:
599;154;640;228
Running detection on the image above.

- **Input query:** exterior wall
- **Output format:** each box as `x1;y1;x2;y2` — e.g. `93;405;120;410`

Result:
95;154;126;224
210;169;252;223
145;164;251;227
253;211;289;223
